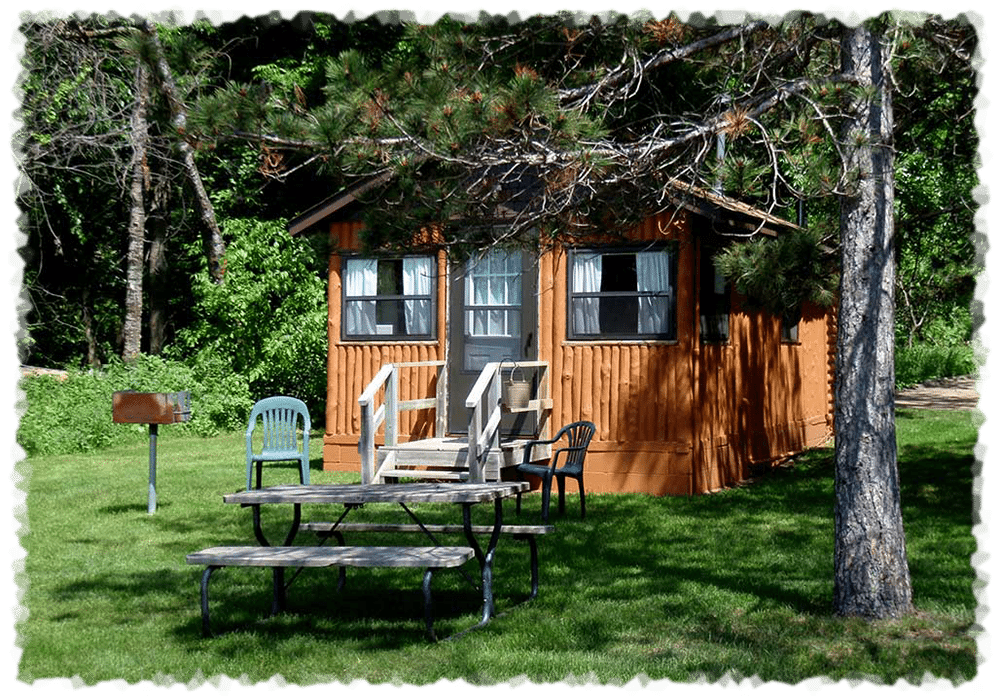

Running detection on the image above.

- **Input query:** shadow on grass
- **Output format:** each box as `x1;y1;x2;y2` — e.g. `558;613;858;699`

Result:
35;413;974;678
49;555;492;651
99;503;154;515
192;578;486;648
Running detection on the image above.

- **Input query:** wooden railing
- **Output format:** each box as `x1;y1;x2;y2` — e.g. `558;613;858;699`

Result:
357;361;446;484
465;360;551;482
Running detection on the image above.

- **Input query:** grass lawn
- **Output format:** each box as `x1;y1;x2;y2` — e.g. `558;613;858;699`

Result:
15;408;981;686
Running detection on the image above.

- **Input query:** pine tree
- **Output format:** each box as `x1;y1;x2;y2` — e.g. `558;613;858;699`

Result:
834;20;914;618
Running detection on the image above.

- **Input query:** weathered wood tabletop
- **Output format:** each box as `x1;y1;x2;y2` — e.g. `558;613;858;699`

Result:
222;481;530;506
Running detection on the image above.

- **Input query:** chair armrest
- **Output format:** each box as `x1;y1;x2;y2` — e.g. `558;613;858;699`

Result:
520;437;559;465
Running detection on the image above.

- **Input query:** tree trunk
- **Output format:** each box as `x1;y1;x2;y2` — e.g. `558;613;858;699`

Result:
148;215;168;355
141;20;227;284
81;287;99;368
833;22;913;618
123;59;151;363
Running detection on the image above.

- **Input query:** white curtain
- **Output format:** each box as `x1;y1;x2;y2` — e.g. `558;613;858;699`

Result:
572;253;602;335
403;257;432;335
637;251;671;334
344;258;377;336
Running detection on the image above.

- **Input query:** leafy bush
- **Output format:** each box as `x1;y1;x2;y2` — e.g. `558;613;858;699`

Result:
895;342;977;388
167;218;328;420
17;354;252;457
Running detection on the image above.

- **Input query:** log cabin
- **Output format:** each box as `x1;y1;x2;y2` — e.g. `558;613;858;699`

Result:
288;179;835;496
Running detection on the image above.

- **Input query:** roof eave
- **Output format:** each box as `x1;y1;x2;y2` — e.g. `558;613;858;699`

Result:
287;173;392;236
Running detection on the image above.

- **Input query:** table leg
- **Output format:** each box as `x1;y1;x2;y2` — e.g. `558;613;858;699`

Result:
397;503;480;592
249;502;300;616
462;498;503;625
271;566;286;615
199;565;222;637
250;502;301;547
312;504;360;591
422;568;438;641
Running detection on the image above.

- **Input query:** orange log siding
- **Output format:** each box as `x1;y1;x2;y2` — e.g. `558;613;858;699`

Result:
321;213;835;495
322;221;449;469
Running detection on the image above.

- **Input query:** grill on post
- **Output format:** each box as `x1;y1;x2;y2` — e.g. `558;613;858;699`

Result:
112;391;191;514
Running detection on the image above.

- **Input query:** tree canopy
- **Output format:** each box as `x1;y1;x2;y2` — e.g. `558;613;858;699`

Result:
194;15;849;251
18;11;978;370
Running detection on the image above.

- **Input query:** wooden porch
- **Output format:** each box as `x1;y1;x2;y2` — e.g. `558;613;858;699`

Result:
358;360;553;483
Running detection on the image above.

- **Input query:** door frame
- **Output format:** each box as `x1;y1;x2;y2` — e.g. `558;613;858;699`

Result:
446;250;538;435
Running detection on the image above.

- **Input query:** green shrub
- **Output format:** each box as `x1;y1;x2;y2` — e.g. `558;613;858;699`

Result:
895;342;977;388
17;355;253;457
167;218;328;419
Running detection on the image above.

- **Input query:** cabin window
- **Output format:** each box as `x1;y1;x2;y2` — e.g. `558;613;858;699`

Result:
568;246;677;340
700;248;730;343
781;307;801;343
342;256;435;339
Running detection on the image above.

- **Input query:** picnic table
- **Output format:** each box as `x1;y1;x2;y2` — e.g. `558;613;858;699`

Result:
188;481;548;640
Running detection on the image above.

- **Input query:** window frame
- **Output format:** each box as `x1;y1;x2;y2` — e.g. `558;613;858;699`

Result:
340;254;437;342
699;243;731;344
780;308;801;344
463;249;523;340
566;244;678;342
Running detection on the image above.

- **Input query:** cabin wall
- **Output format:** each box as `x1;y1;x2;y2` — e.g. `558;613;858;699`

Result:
321;221;448;470
320;215;835;494
527;210;833;496
537;214;700;495
688;302;835;494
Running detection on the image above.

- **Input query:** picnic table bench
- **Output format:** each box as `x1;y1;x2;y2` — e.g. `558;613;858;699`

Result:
300;521;553;602
186;544;476;639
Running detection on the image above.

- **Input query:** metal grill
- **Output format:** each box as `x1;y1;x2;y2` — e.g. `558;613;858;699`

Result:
112;391;192;514
112;391;191;425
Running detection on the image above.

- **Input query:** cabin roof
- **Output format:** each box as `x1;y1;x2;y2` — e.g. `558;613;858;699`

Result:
663;180;799;237
287;173;392;236
288;173;800;238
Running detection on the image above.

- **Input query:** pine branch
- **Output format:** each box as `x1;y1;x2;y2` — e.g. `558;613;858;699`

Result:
559;20;772;109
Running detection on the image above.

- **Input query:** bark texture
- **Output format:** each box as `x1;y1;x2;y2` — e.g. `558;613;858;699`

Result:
142;20;227;283
147;217;167;355
123;60;151;362
833;23;913;618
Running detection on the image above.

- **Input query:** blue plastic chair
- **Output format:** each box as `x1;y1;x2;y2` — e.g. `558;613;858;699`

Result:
515;421;596;523
245;396;311;490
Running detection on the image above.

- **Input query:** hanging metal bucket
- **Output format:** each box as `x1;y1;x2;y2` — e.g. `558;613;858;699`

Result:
501;362;531;410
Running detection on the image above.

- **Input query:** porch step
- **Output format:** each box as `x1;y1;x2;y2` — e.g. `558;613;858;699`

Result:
383;437;475;468
374;437;543;483
379;469;468;481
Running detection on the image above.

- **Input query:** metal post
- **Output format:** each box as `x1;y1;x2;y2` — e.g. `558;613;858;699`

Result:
148;423;158;514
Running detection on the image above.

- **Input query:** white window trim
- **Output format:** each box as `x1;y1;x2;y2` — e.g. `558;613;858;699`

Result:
567;245;678;341
342;255;436;341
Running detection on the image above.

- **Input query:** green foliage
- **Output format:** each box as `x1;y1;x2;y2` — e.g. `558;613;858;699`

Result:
895;342;977;388
17;354;252;457
892;101;979;345
713;226;839;317
886;22;980;347
167;218;328;419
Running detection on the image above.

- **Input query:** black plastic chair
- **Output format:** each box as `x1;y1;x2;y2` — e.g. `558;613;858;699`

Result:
515;421;596;524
